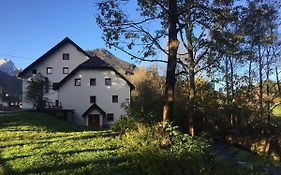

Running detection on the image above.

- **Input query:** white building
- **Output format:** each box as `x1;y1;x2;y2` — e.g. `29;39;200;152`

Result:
0;97;10;109
18;37;134;128
0;85;9;109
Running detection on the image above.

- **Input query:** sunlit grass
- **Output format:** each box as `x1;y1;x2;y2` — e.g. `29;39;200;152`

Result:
272;105;281;117
0;112;279;175
0;112;126;175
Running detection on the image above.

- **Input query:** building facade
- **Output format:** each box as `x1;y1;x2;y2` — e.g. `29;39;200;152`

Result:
18;37;134;128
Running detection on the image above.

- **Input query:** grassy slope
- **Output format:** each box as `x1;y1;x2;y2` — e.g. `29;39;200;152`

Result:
0;113;130;175
0;113;280;175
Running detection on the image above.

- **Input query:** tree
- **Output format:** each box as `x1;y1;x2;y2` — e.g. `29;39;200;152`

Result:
96;0;246;136
126;65;165;123
241;0;279;119
25;74;49;111
96;0;179;122
96;0;281;137
210;0;244;125
273;41;281;96
175;0;242;136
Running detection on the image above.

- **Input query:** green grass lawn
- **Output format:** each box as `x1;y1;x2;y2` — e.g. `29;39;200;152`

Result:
0;112;130;175
0;112;280;175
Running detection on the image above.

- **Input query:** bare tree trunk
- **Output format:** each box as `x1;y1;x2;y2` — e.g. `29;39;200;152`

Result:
188;59;195;137
229;57;235;102
248;60;253;99
274;46;281;96
276;66;281;96
225;57;230;105
163;0;179;122
185;3;195;137
229;57;235;127
248;45;254;106
225;57;233;127
258;44;263;118
266;48;271;123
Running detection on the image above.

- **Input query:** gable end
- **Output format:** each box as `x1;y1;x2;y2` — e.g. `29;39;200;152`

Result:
18;37;93;78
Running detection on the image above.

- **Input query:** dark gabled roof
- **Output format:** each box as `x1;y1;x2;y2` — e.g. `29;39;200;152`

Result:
82;103;106;118
78;55;112;69
56;56;135;90
18;37;92;77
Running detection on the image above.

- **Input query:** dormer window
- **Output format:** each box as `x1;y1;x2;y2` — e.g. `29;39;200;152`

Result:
46;67;53;74
63;53;69;60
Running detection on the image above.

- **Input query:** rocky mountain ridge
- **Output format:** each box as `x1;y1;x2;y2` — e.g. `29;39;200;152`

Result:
0;59;22;100
0;58;21;76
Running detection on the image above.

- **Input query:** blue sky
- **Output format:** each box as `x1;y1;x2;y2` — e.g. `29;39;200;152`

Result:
0;0;134;69
0;1;280;70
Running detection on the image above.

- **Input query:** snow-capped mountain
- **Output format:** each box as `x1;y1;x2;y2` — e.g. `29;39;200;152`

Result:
0;58;22;100
0;58;21;76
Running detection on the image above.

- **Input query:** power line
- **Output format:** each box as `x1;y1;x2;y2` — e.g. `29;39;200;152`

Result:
0;52;34;60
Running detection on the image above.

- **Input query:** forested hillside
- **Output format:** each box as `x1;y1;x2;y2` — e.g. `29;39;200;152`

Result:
0;71;22;99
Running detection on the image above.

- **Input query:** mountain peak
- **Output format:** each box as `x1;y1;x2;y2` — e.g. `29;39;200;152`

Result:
0;58;21;76
0;58;9;65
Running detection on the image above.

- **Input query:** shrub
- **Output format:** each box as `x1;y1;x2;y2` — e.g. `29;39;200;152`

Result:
118;122;214;175
112;117;139;133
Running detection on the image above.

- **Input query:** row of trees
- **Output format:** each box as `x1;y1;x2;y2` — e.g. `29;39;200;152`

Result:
96;0;280;136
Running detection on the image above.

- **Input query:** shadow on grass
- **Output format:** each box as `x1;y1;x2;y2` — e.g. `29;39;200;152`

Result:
0;112;91;132
2;146;120;163
0;131;118;149
0;158;18;175
13;157;131;175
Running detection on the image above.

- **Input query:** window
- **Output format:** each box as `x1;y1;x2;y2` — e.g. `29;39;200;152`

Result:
46;67;53;74
112;95;118;103
90;78;96;86
63;53;69;60
63;67;69;74
32;69;37;74
74;78;81;86
105;78;111;86
90;96;96;103
107;113;114;121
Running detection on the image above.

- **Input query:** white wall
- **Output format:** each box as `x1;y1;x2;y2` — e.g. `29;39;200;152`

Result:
21;80;33;109
59;69;131;125
21;42;90;109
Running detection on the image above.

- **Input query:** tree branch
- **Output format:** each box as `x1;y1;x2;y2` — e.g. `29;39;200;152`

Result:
111;44;168;63
133;25;169;55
